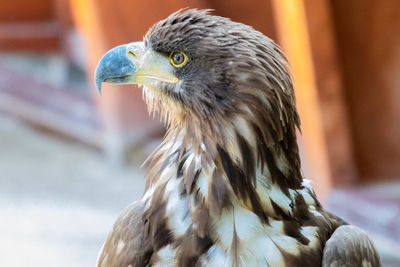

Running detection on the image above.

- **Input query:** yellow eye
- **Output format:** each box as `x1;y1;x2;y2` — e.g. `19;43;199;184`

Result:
169;51;188;67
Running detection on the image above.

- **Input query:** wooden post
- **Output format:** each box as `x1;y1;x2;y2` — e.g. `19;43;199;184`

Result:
271;0;332;200
303;0;357;186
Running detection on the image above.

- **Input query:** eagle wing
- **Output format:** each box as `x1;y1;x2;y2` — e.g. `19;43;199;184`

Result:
322;225;381;267
97;201;152;267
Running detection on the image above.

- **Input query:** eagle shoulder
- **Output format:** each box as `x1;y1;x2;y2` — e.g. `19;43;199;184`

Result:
97;201;152;267
322;225;381;267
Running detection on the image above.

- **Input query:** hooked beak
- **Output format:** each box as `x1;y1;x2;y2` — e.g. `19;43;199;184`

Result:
94;42;179;94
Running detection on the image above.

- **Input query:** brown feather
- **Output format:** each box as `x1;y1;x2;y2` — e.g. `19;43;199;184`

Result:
97;201;152;267
323;225;382;267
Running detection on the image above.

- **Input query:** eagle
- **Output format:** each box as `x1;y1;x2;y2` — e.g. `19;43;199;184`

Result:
94;9;381;267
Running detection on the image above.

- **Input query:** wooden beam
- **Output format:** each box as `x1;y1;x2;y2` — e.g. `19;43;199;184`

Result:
0;66;102;148
0;21;61;51
0;0;54;22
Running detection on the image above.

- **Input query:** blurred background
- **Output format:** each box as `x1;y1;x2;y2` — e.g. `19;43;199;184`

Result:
0;0;399;266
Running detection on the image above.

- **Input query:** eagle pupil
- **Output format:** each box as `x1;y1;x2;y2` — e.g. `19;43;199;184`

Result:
173;53;183;64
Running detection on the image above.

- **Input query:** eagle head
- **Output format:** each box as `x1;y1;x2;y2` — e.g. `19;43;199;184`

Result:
96;9;298;134
95;9;302;193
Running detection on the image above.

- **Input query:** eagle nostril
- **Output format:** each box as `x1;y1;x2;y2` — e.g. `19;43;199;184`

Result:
126;42;144;60
128;50;137;58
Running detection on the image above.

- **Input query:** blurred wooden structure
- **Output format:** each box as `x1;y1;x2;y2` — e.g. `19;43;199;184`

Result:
272;0;400;190
331;0;400;181
1;0;399;198
0;0;103;149
0;0;73;51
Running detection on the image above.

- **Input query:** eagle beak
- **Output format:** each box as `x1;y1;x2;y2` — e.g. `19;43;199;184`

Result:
95;42;179;94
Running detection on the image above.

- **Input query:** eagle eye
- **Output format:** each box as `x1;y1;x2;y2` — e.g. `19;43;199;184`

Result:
169;51;188;67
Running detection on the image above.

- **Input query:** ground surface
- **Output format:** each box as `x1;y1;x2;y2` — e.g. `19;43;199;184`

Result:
0;113;399;266
0;113;145;267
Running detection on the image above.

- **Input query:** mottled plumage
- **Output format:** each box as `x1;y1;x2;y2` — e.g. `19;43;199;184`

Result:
95;9;381;267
